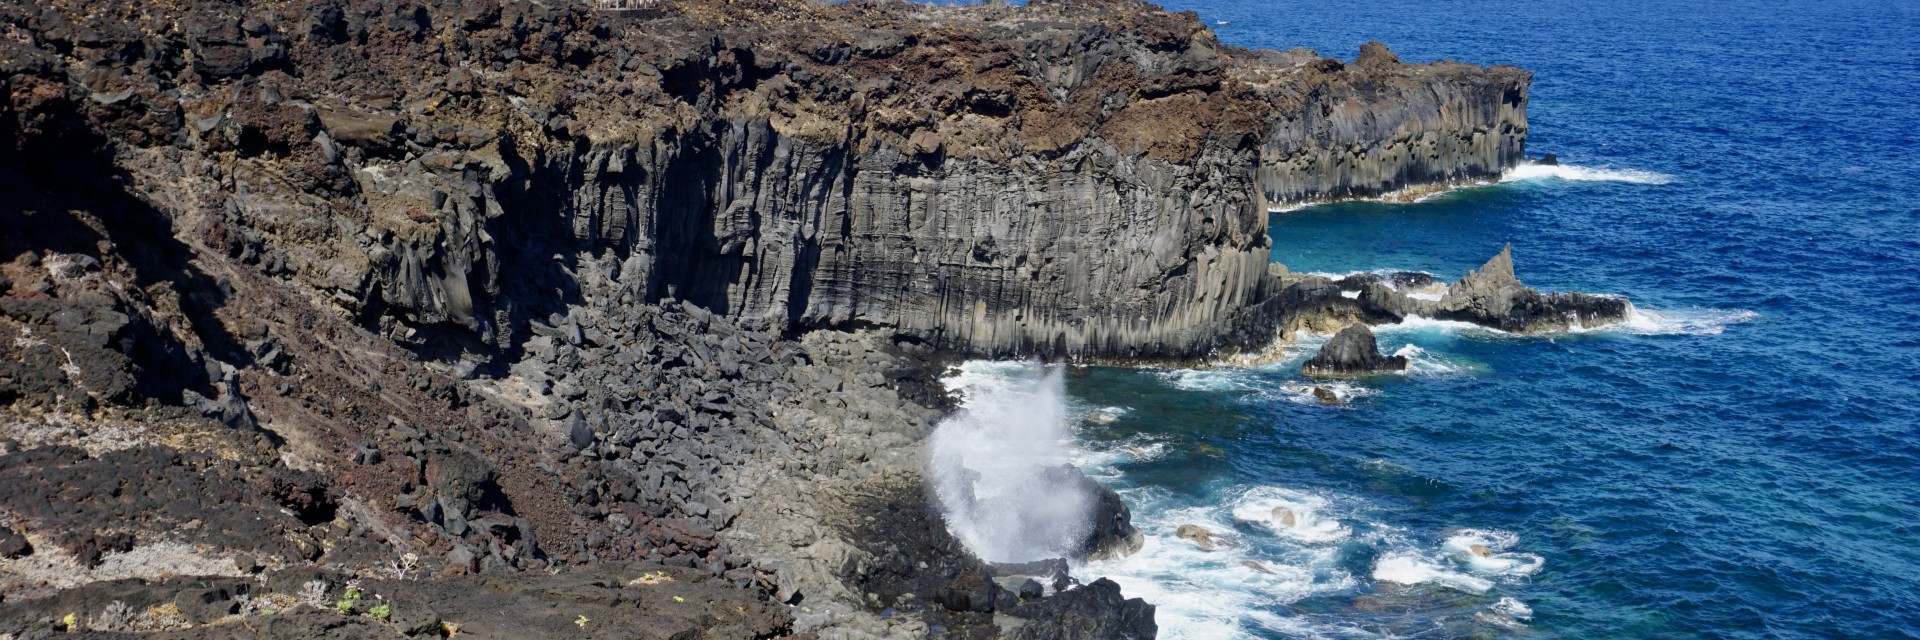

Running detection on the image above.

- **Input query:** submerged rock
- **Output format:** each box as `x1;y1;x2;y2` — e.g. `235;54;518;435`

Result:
1175;524;1225;551
1302;324;1408;376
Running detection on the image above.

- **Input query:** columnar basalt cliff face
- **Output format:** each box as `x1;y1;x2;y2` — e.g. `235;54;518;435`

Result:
1251;43;1530;204
2;0;1533;363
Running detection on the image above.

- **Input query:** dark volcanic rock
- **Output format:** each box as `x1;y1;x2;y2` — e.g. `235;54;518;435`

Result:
1302;324;1408;376
1426;245;1630;332
1045;464;1145;562
0;526;29;559
1004;577;1158;640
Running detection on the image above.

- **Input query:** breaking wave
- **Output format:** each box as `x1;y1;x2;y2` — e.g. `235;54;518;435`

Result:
1267;162;1675;213
929;362;1090;562
1500;163;1676;185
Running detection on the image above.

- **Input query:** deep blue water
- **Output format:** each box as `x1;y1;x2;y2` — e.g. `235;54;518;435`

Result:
1052;1;1920;637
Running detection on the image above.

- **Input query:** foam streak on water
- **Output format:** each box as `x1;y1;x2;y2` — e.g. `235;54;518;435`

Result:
1499;163;1676;185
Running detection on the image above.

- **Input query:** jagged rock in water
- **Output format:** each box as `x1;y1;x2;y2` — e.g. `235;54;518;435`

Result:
1422;245;1630;332
1302;324;1409;376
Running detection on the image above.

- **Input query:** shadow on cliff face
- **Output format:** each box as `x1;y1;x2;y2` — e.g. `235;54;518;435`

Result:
0;81;238;408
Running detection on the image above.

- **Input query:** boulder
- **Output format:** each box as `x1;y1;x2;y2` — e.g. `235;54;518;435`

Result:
1043;465;1143;561
0;526;30;558
938;573;995;613
174;585;238;623
1174;524;1224;551
1003;578;1157;640
1301;324;1407;376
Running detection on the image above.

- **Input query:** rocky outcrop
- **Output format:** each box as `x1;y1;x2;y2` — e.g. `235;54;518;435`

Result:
1302;323;1408;375
1253;246;1630;344
1255;42;1531;205
1003;578;1159;640
1420;244;1631;332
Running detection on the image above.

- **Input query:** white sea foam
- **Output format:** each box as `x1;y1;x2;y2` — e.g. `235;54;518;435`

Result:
1086;488;1360;639
1600;303;1759;336
1267;163;1672;213
1070;438;1168;477
1444;529;1545;577
1500;163;1675;185
1274;381;1379;406
1492;596;1535;620
1389;344;1473;377
1376;314;1509;336
1372;553;1495;594
1161;367;1265;392
1084;405;1131;424
1230;487;1352;543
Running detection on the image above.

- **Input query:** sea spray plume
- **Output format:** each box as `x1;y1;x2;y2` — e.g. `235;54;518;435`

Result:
929;364;1093;563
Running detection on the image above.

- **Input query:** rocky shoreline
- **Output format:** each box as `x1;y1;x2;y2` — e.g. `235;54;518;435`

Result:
0;0;1623;637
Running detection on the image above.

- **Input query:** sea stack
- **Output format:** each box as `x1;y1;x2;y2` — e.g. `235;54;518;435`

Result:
1426;244;1631;332
1302;324;1409;376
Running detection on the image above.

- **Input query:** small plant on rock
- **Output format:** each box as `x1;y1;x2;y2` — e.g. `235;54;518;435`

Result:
369;602;392;622
389;551;421;580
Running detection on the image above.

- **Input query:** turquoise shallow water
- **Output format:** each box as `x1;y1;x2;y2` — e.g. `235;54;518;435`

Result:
1024;0;1920;637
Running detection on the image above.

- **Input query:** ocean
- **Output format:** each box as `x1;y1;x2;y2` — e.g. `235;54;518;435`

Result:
936;0;1920;637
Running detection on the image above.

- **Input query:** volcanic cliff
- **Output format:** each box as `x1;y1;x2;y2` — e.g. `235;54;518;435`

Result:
0;0;1585;637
